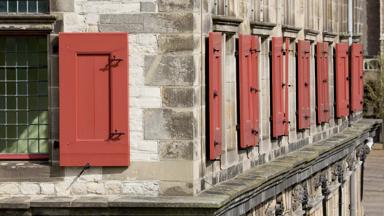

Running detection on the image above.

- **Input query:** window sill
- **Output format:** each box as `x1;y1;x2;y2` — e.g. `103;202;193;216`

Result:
212;15;243;33
250;21;276;37
0;161;63;182
304;29;319;41
323;31;337;42
0;14;56;32
282;24;301;38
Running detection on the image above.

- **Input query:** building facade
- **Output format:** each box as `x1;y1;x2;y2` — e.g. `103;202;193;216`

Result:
0;0;381;215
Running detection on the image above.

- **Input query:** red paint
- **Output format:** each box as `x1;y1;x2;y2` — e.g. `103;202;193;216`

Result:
208;32;222;160
59;33;129;167
297;40;311;129
239;34;260;149
335;43;350;118
316;42;330;124
0;154;49;160
350;43;364;112
271;37;286;138
284;38;289;135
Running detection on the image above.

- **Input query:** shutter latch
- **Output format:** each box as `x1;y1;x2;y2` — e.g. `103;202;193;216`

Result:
110;130;125;140
110;56;123;67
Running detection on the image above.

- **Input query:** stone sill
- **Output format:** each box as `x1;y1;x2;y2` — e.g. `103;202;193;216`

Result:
250;21;276;37
212;15;243;33
0;14;56;24
0;161;62;182
0;119;381;216
282;25;301;38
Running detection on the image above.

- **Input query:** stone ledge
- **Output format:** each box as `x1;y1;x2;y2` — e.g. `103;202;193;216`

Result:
212;15;243;33
0;119;381;216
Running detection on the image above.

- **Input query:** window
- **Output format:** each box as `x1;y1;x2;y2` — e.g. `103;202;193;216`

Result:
0;0;49;13
0;36;48;157
212;0;236;16
339;0;348;33
353;0;364;35
252;0;270;22
305;0;320;30
283;0;295;26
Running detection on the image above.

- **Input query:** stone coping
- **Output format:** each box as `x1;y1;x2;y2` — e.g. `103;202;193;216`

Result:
0;119;381;215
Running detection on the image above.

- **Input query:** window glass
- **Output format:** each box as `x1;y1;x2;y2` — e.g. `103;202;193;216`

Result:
0;36;48;154
0;0;49;13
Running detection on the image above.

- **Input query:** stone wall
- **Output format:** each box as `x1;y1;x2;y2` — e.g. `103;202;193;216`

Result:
0;0;370;200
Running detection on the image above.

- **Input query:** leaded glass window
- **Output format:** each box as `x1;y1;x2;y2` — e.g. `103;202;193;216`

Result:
0;36;48;154
0;0;49;13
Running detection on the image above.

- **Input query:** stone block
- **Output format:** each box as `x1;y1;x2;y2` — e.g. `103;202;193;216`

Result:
20;183;40;195
159;141;194;160
100;13;193;33
70;182;87;195
158;34;194;53
40;183;55;195
50;0;74;12
122;181;159;196
144;109;194;140
87;182;105;194
162;88;194;108
105;181;122;195
0;183;20;195
158;0;193;12
159;181;194;196
144;55;195;86
140;2;156;12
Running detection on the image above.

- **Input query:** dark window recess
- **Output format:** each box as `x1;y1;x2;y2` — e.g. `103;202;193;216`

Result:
0;36;49;155
0;0;49;14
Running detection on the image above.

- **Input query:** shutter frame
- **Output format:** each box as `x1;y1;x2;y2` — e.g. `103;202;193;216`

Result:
59;33;130;167
297;40;311;129
335;43;350;118
239;35;260;148
208;32;223;160
284;38;289;135
271;37;285;138
316;42;330;124
350;43;364;112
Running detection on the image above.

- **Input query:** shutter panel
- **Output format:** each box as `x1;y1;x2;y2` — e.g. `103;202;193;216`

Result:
59;33;129;167
208;32;222;160
335;43;350;118
239;34;252;148
284;38;289;135
297;40;311;129
239;35;260;148
271;37;285;138
322;42;330;122
316;42;330;124
351;43;364;112
250;36;260;146
316;43;324;124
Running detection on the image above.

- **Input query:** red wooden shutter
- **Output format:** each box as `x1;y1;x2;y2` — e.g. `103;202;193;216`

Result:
316;42;330;124
297;40;311;129
239;35;260;149
59;33;129;166
284;38;289;135
350;43;364;112
271;37;285;138
335;43;350;118
209;32;222;160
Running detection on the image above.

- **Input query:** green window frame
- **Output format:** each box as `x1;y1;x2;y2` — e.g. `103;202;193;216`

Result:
0;35;49;156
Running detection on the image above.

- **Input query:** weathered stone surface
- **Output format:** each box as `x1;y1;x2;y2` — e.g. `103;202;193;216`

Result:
122;181;159;196
159;141;194;160
160;181;194;196
0;197;30;209
70;183;87;195
51;0;74;12
158;0;193;12
40;183;55;195
71;197;108;208
158;34;194;53
144;55;195;86
140;2;156;12
99;13;193;33
162;88;194;108
20;183;40;195
87;182;105;194
105;181;122;195
144;109;194;140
